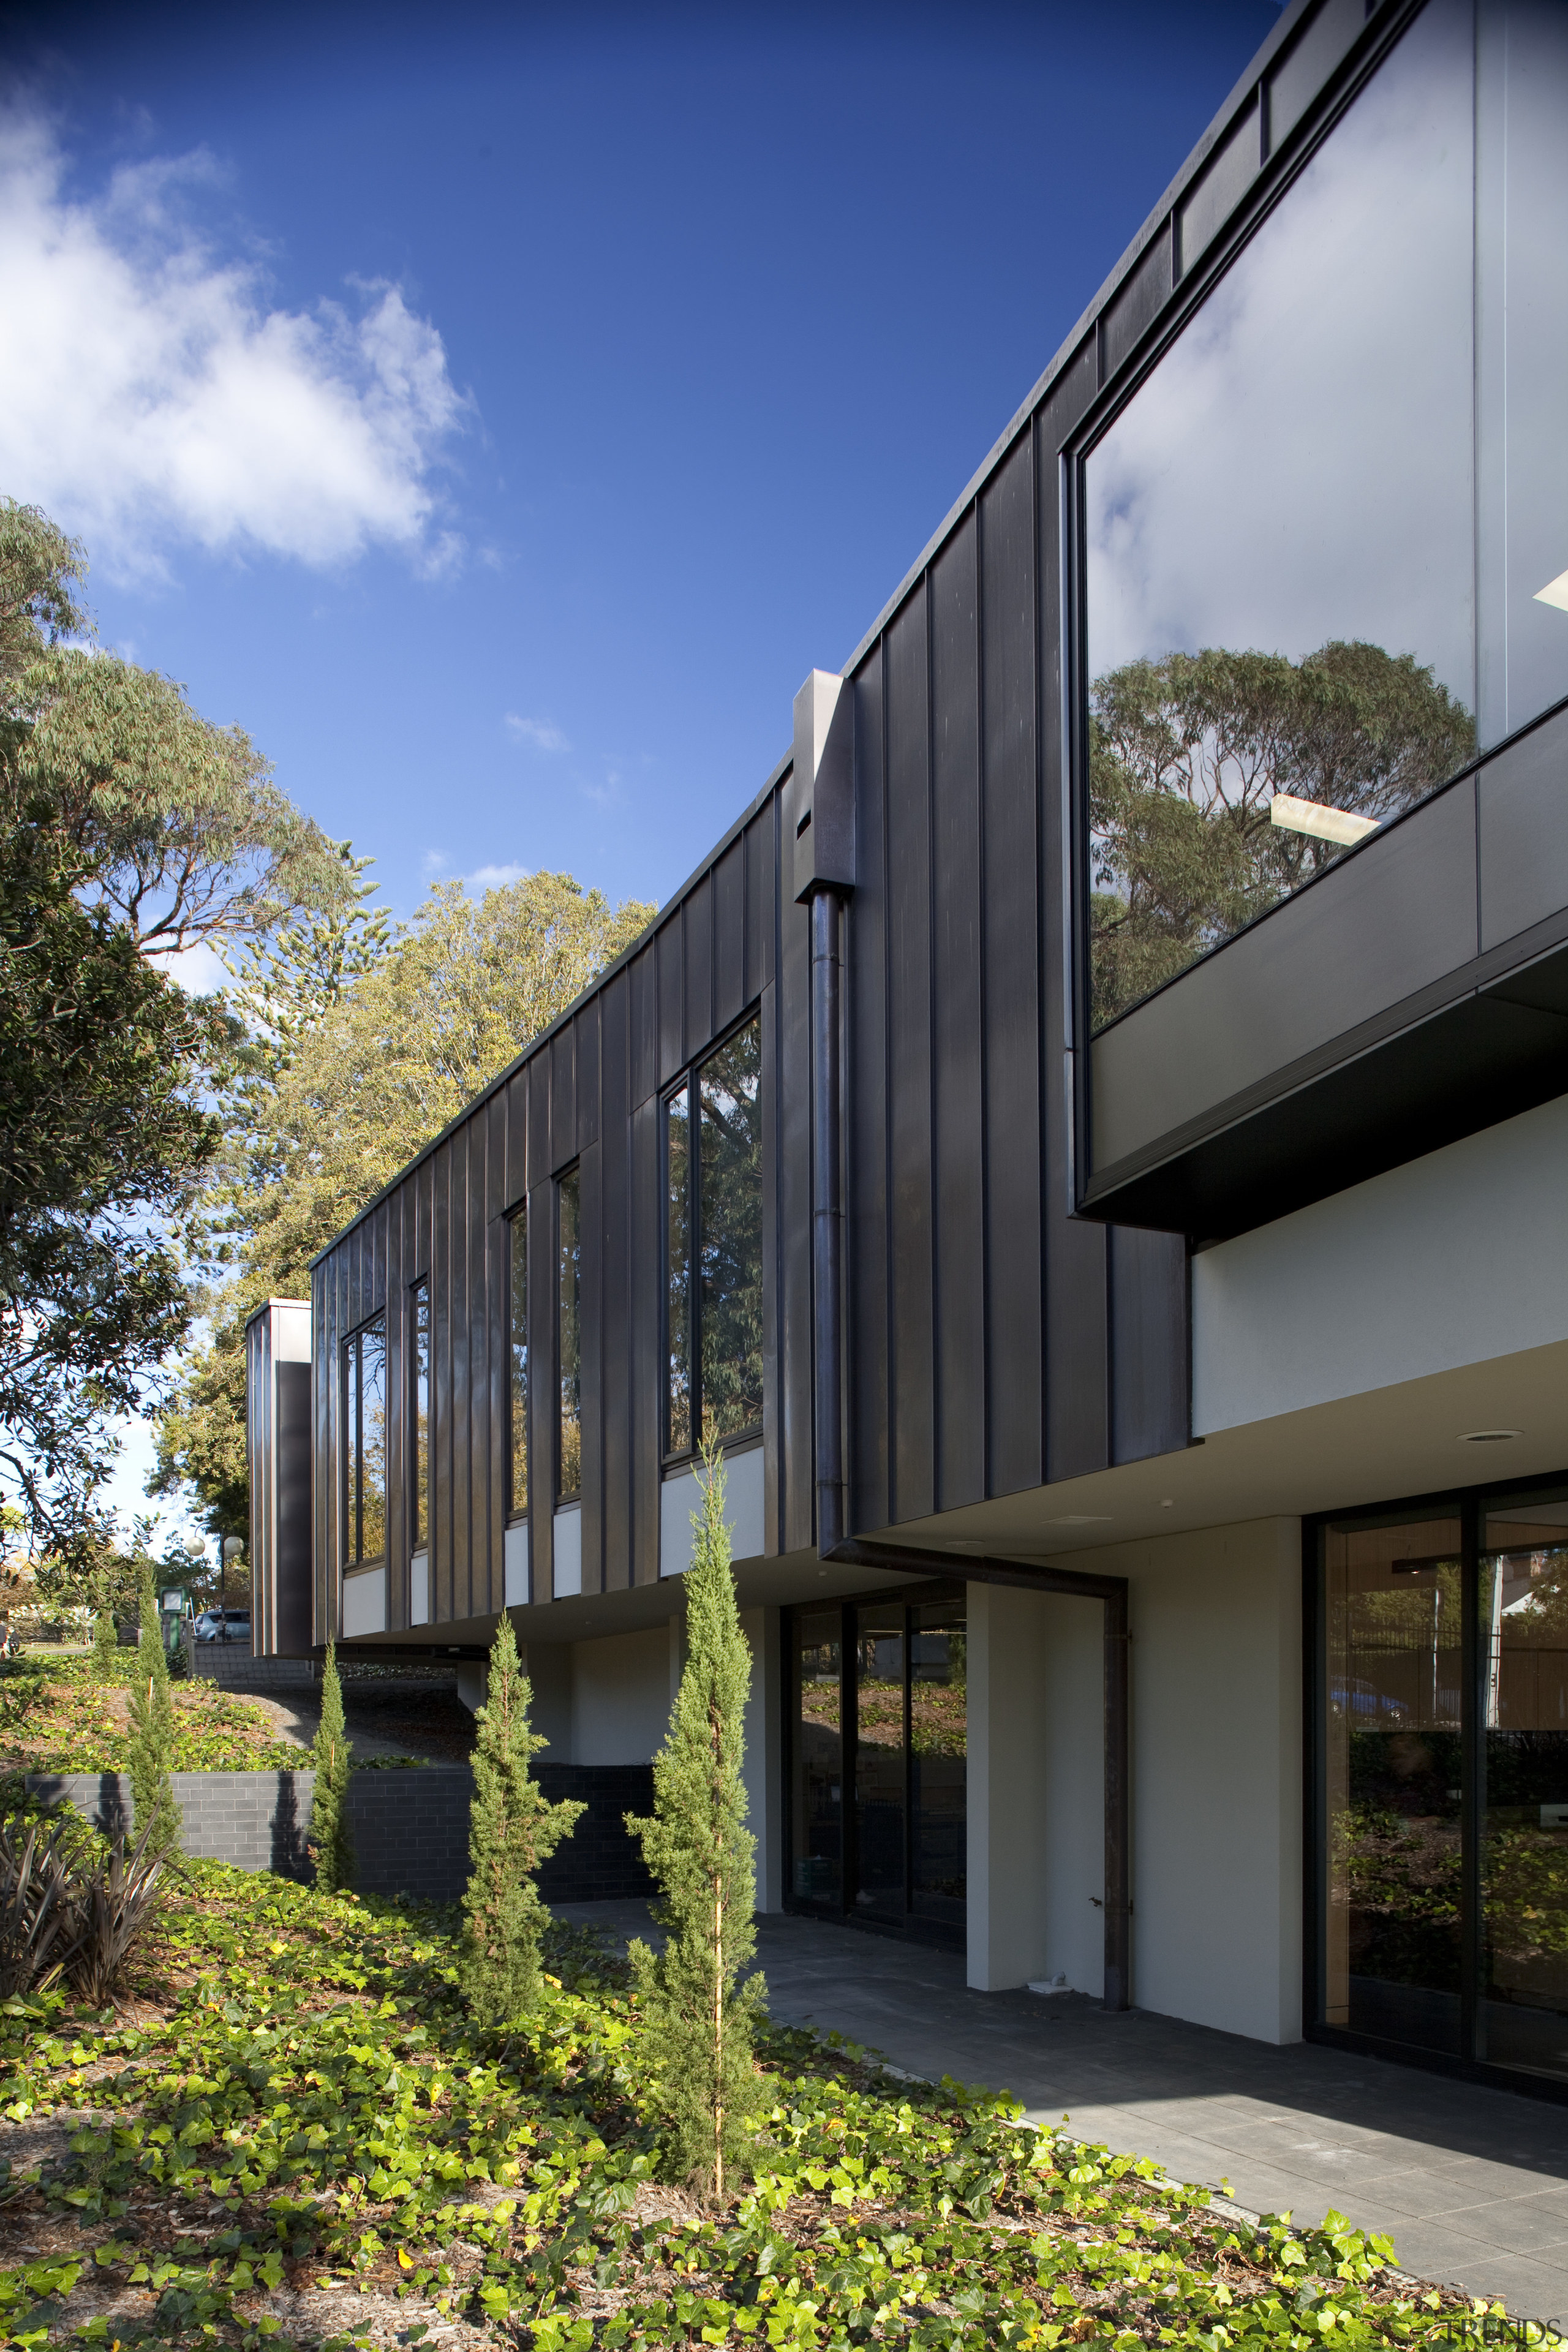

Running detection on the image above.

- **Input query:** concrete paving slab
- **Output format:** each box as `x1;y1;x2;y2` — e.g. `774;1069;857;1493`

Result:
556;1899;1568;2326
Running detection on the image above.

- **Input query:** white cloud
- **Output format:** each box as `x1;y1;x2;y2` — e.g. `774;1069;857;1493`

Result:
1085;1;1475;709
0;103;471;577
505;712;570;752
466;861;530;891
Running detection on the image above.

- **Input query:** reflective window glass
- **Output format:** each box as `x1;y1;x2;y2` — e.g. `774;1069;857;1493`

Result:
911;1610;967;1926
698;1022;763;1441
1322;1513;1463;2053
663;1013;762;1455
1480;1491;1568;2079
410;1280;429;1550
558;1169;581;1502
791;1612;842;1907
1085;0;1477;1029
666;1089;691;1455
509;1210;528;1517
342;1316;387;1569
855;1608;906;1923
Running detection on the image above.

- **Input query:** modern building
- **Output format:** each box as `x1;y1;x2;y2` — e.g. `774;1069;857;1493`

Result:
249;0;1568;2097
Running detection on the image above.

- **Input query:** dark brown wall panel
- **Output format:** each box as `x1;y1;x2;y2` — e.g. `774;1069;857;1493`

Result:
452;1125;475;1623
1036;364;1110;1485
432;1142;454;1624
930;516;986;1515
526;1175;554;1603
628;1095;662;1581
777;783;815;1554
884;585;935;1526
1109;1224;1189;1464
657;918;684;1088
551;1027;576;1175
630;944;657;1109
684;872;714;1061
714;837;746;1031
979;435;1044;1498
576;1003;600;1150
579;1136;605;1595
745;810;773;1005
600;974;632;1589
847;644;891;1536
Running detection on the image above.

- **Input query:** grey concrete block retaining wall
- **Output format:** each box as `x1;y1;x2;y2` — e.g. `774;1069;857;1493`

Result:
24;1762;654;1906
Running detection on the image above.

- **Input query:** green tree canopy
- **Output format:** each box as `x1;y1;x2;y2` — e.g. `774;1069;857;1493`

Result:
156;868;656;1534
1089;640;1476;1027
0;497;354;1561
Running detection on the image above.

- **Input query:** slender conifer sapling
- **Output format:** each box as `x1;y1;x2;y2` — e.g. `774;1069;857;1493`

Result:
459;1613;584;2024
126;1561;180;1861
626;1437;766;2196
308;1638;354;1893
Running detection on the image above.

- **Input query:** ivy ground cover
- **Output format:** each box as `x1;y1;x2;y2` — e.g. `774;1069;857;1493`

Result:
0;1657;304;1776
0;1859;1536;2352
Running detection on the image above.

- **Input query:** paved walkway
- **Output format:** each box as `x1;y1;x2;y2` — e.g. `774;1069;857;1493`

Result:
559;1901;1568;2328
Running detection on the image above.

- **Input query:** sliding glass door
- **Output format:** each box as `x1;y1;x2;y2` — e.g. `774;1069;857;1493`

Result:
1313;1477;1568;2085
787;1589;967;1947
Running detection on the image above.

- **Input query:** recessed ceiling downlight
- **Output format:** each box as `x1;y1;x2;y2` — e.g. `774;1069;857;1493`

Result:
1458;1428;1523;1444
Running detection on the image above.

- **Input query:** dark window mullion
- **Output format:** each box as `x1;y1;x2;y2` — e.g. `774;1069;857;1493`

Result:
841;1602;857;1919
688;1072;702;1452
903;1604;914;1923
1461;1494;1482;2063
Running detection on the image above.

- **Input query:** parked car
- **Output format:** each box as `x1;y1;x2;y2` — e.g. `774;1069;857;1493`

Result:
193;1608;251;1645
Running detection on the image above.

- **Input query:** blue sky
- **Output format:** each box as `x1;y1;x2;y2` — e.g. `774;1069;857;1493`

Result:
1;0;1278;942
0;0;1278;1545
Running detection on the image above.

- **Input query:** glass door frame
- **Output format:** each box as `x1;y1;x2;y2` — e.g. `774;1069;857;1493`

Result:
782;1580;967;1952
1305;1464;1568;2100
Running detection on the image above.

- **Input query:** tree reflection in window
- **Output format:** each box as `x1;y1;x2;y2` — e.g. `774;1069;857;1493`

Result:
1089;645;1474;1027
665;1014;762;1454
558;1169;581;1501
343;1316;386;1567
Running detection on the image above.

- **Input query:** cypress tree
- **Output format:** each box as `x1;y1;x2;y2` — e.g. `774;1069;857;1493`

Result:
308;1639;354;1893
92;1589;118;1680
625;1440;767;2196
126;1562;180;1861
459;1613;584;2024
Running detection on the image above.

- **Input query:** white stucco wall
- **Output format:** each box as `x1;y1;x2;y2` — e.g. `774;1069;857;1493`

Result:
1040;1593;1105;1996
967;1584;1052;1991
570;1626;671;1764
1193;1091;1568;1433
1113;1517;1303;2045
660;1444;765;1575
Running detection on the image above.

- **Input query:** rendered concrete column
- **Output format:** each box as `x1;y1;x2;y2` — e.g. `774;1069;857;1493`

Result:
739;1605;783;1912
966;1582;1052;1991
521;1640;573;1766
1039;1593;1106;1996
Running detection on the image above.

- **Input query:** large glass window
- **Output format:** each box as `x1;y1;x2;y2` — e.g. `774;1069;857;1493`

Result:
1322;1512;1464;2054
410;1279;429;1551
508;1209;527;1518
1314;1479;1568;2084
1083;0;1568;1032
788;1593;967;1947
342;1316;386;1568
1480;1494;1568;2076
557;1169;581;1502
665;1013;763;1456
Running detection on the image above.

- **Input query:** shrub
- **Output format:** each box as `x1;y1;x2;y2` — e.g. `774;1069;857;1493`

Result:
0;1814;78;1996
459;1613;584;2026
308;1639;353;1893
91;1602;118;1680
625;1439;767;2195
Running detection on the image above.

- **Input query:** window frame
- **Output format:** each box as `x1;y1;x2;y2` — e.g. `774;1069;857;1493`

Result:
660;1006;764;1468
341;1312;388;1572
1304;1460;1568;2100
556;1165;582;1506
507;1204;528;1523
409;1276;430;1554
1062;0;1476;1185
